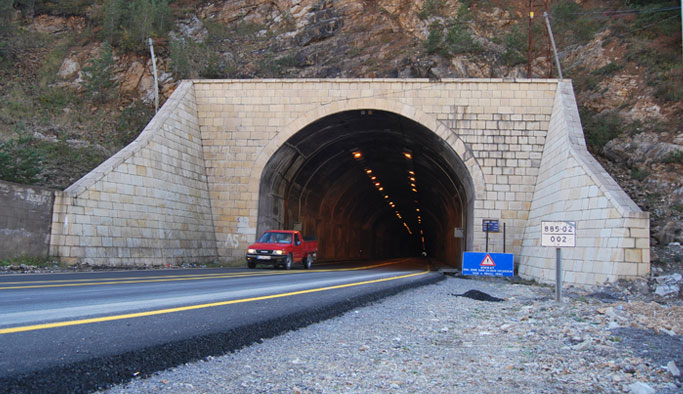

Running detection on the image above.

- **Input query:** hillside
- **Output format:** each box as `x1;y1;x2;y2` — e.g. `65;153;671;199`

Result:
1;0;681;259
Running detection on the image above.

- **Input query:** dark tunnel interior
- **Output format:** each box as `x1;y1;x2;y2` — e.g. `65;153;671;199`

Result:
258;110;474;267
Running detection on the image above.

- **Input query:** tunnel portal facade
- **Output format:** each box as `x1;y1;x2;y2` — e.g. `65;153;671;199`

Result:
49;79;650;286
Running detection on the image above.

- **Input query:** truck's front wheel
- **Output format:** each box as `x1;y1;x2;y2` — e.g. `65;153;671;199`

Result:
247;261;255;269
284;254;292;270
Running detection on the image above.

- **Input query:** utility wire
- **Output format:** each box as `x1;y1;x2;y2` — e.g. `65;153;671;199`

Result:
548;10;678;34
553;5;680;17
626;13;681;33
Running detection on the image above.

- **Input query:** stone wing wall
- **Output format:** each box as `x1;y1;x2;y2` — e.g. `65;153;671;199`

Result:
518;81;650;285
49;81;218;266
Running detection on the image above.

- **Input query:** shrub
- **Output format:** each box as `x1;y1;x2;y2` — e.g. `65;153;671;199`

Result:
662;150;683;164
630;167;650;181
101;0;172;50
115;100;154;146
0;82;33;124
30;0;96;16
550;0;599;46
501;25;527;67
0;124;43;184
0;255;53;268
257;52;297;78
169;37;192;78
418;0;446;20
81;42;118;104
35;138;108;188
37;86;80;114
654;65;683;102
102;0;125;44
0;0;12;20
591;62;622;76
445;23;482;55
425;22;446;55
579;108;623;154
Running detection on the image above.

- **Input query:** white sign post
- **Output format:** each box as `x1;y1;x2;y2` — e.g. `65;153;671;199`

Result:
541;221;576;302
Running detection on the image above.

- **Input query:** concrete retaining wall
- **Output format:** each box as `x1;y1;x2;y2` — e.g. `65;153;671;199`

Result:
0;180;54;259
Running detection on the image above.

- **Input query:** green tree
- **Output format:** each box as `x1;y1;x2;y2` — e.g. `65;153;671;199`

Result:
102;0;124;44
501;25;527;67
81;42;118;103
170;37;191;78
103;0;173;50
0;124;43;185
0;0;12;19
125;0;154;49
445;23;481;55
425;22;446;55
153;0;171;35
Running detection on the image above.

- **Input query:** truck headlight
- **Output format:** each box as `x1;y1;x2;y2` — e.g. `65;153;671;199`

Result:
247;249;256;254
273;250;284;255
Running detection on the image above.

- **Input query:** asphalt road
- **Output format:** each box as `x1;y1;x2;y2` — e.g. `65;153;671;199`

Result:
0;258;442;393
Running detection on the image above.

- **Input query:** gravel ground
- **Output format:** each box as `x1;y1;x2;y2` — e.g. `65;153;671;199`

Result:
101;275;682;394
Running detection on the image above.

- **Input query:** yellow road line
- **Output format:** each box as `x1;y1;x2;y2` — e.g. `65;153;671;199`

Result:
0;271;287;290
0;261;407;290
0;271;278;285
0;268;431;334
0;273;279;290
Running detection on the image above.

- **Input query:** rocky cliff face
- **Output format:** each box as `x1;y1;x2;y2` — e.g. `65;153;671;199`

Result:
2;0;682;252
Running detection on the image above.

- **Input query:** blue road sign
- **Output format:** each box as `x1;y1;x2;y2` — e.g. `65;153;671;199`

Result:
482;219;499;232
463;252;514;277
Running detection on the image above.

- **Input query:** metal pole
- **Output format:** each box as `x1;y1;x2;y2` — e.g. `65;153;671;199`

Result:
543;11;563;79
555;247;562;302
544;0;552;77
503;222;506;254
148;38;159;113
485;228;489;253
528;1;533;78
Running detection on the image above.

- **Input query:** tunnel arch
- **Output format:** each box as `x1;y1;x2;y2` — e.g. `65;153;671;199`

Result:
251;100;485;266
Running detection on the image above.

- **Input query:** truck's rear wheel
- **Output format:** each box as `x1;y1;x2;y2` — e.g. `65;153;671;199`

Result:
284;254;292;270
304;254;312;269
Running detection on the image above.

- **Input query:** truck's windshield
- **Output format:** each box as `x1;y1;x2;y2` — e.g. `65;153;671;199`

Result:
257;232;292;244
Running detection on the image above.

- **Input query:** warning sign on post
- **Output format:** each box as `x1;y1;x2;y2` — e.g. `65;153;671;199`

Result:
463;252;514;277
541;221;576;247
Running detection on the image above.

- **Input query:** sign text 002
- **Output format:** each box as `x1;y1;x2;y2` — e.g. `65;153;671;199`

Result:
541;221;576;247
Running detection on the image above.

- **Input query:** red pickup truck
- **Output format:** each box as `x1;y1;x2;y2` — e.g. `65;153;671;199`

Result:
246;230;318;270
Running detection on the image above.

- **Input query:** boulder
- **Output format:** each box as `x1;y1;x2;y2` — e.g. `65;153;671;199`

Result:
655;221;682;245
137;74;155;103
57;57;80;80
121;62;145;94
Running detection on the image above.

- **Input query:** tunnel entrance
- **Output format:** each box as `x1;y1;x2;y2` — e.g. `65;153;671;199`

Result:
258;110;474;267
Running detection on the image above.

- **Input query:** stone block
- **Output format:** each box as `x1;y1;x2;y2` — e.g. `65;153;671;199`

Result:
624;249;642;263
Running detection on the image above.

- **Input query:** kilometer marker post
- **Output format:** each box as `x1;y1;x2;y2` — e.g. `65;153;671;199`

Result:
541;221;576;302
555;247;561;302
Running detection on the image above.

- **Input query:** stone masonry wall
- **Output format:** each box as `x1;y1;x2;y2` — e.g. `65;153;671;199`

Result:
193;79;556;262
0;180;54;259
517;81;650;285
47;78;650;286
49;81;218;266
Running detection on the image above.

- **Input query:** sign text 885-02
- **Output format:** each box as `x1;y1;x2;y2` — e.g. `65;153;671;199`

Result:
541;221;576;248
